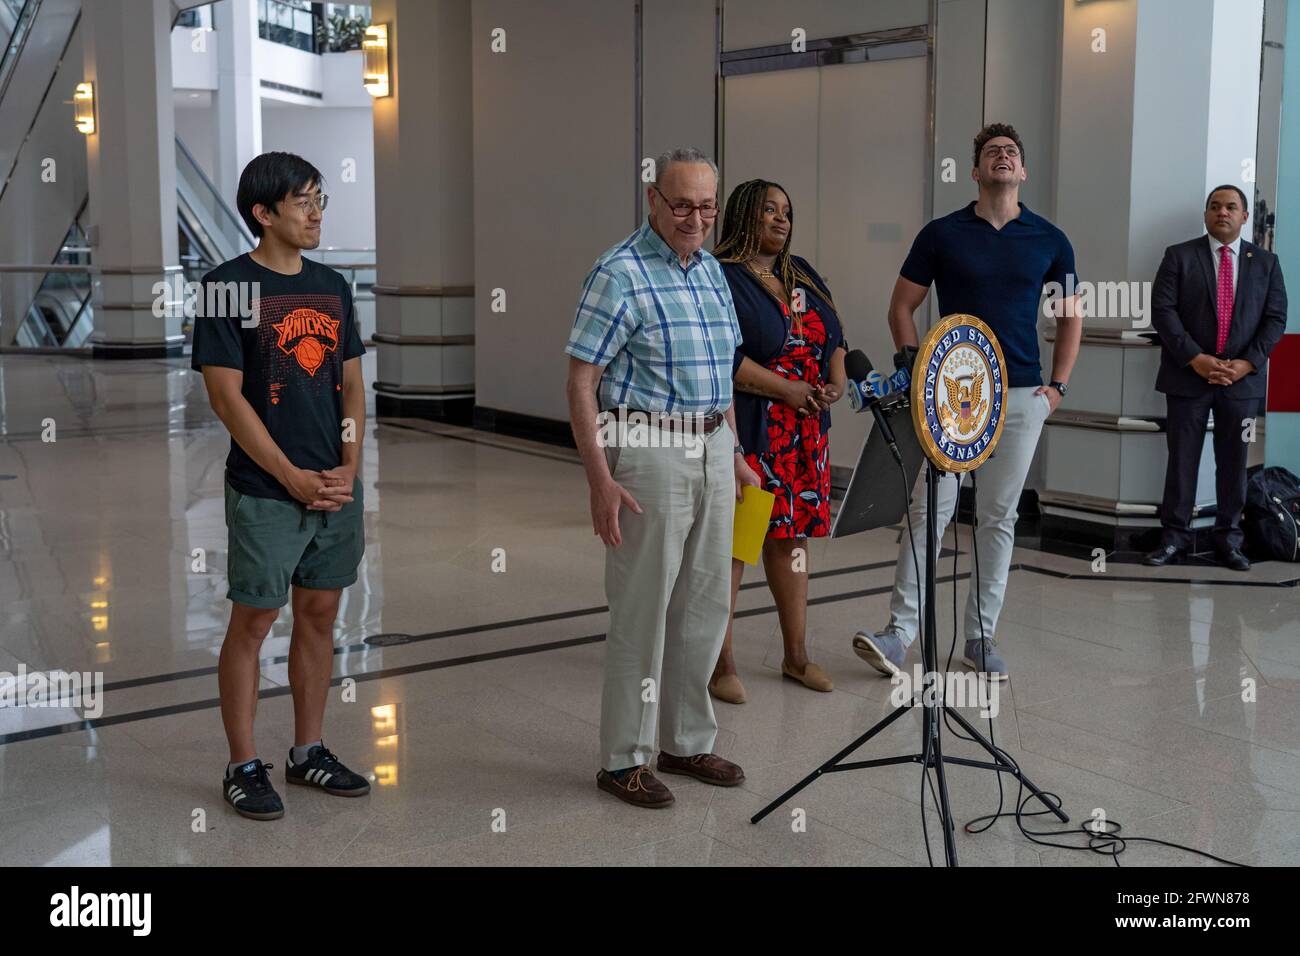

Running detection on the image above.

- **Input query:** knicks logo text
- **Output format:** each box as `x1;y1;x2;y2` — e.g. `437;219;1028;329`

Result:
271;308;339;376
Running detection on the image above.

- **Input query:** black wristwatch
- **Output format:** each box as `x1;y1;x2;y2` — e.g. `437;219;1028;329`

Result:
1048;380;1068;397
734;443;745;456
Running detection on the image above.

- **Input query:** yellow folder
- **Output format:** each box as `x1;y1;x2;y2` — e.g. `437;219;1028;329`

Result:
732;485;776;565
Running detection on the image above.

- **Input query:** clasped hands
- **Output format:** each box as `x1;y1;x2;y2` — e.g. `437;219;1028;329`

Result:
782;379;842;417
1190;353;1253;387
283;463;356;511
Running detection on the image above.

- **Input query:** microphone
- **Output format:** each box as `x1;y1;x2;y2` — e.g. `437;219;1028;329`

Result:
894;345;919;374
844;348;905;464
845;353;909;411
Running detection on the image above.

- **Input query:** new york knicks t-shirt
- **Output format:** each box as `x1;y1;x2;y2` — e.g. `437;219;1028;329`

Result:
191;253;365;500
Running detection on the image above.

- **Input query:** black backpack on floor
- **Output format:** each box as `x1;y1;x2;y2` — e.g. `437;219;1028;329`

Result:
1244;466;1300;562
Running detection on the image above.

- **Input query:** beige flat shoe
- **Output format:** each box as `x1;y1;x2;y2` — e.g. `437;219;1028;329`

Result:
782;660;833;692
708;672;747;704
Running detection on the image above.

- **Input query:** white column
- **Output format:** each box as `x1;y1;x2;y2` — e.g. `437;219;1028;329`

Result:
1205;0;1263;198
213;0;262;205
370;0;476;422
83;0;182;357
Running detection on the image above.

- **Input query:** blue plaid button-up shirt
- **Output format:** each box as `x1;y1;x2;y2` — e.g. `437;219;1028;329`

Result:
565;220;742;415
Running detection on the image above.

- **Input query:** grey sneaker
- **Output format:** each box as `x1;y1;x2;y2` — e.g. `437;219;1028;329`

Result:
852;629;907;677
962;638;1007;681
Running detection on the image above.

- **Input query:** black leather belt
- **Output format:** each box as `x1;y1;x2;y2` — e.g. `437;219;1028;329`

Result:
620;409;725;436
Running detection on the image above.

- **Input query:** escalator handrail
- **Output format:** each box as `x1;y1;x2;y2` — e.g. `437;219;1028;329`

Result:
0;0;40;103
176;172;239;269
176;135;256;249
60;281;93;347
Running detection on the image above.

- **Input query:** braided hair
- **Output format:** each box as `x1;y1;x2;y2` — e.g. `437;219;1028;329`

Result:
714;179;837;318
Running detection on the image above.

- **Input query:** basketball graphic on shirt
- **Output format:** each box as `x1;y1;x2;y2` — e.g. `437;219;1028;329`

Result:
294;336;325;375
271;308;339;376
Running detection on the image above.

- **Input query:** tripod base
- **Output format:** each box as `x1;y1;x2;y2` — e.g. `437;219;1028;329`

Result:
758;463;1067;865
749;695;1070;863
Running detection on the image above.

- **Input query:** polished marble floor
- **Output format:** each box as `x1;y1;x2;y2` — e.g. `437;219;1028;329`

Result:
0;352;1298;866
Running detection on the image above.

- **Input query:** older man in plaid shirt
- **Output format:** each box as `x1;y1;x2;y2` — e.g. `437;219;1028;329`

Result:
565;147;760;809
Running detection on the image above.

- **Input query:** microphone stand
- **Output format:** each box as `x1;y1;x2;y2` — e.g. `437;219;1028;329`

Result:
749;458;1069;865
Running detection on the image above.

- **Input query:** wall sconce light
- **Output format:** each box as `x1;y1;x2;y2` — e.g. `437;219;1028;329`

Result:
74;81;96;134
362;23;390;97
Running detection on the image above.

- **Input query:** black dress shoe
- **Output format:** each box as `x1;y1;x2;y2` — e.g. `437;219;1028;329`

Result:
1143;545;1183;567
1217;548;1251;571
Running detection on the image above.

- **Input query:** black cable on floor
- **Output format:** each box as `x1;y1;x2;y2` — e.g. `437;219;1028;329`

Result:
947;470;1247;867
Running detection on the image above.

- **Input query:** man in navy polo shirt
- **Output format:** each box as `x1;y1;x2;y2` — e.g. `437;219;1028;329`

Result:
852;123;1083;682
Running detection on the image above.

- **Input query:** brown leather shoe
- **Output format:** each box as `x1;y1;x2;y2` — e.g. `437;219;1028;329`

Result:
656;751;745;787
596;766;675;808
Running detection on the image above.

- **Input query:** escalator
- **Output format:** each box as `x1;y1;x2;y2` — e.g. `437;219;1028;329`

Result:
15;203;93;348
174;135;256;317
0;1;41;104
0;0;86;348
1;0;253;349
14;138;254;348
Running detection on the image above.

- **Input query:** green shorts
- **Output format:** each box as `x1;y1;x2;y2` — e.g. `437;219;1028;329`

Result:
224;477;365;609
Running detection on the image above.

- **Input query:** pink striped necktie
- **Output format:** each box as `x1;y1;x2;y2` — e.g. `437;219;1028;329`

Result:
1215;244;1234;354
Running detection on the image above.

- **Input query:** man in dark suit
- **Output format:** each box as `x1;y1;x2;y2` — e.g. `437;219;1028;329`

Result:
1145;185;1288;570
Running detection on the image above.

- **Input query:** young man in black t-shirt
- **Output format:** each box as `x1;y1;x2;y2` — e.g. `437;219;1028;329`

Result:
192;152;369;820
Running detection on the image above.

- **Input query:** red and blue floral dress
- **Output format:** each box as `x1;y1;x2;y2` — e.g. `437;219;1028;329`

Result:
743;302;832;539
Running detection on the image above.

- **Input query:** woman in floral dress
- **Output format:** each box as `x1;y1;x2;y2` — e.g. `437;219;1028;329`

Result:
711;179;848;701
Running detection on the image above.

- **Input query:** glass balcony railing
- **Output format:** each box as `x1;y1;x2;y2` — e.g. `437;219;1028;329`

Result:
258;0;321;53
313;248;376;285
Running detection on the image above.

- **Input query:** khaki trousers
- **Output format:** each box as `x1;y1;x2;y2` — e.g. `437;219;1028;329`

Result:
883;386;1051;646
599;422;736;772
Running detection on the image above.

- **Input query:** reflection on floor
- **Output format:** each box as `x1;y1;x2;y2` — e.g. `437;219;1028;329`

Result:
1;353;1298;866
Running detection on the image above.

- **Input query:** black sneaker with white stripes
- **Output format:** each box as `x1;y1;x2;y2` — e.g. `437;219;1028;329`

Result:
285;744;370;797
223;759;285;821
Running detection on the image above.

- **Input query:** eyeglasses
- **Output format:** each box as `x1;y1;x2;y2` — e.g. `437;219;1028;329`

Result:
653;186;718;220
982;145;1020;159
285;194;329;214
